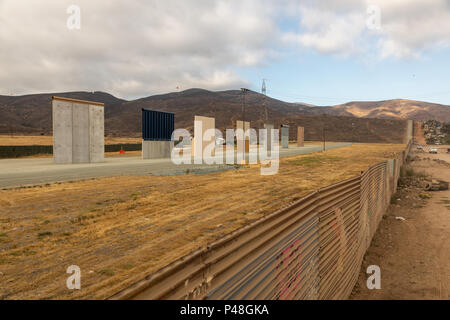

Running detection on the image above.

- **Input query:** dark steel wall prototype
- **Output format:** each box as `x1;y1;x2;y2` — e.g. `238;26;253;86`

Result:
111;142;412;301
142;109;174;141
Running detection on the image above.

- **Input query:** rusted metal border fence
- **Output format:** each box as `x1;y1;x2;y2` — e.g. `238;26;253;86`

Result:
111;142;412;300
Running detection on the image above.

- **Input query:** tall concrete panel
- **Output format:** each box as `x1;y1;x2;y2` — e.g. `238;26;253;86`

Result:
193;116;215;159
52;97;104;164
264;123;274;152
281;125;290;149
236;120;250;155
72;103;90;163
53;100;73;164
89;105;105;163
297;126;305;147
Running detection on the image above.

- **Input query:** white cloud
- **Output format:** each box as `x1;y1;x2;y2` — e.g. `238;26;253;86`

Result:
282;0;450;59
0;0;449;98
0;0;277;98
282;4;367;55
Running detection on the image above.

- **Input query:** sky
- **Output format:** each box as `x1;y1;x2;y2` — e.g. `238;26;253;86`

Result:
0;0;450;106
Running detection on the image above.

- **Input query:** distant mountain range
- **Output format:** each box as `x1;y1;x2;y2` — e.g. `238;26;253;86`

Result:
0;89;448;140
331;99;450;122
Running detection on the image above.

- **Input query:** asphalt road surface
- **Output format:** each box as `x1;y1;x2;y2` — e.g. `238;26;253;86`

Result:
0;143;351;189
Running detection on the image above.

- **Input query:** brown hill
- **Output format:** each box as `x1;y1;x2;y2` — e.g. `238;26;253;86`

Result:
0;91;125;135
273;115;408;144
105;88;324;137
0;89;447;143
330;99;450;122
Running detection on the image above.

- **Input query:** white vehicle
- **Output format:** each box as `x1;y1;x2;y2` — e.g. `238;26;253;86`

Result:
215;137;226;146
429;148;438;154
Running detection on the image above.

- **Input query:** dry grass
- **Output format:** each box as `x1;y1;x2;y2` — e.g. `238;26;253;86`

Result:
0;143;405;299
0;135;141;146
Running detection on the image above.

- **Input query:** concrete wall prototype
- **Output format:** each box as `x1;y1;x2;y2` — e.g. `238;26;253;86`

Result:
52;97;104;164
297;126;305;147
264;123;274;152
142;141;174;159
236;121;250;154
281;125;289;149
192;116;215;158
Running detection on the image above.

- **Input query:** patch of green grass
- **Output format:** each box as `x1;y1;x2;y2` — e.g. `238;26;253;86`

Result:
130;193;139;201
0;233;8;243
288;155;342;166
99;269;115;276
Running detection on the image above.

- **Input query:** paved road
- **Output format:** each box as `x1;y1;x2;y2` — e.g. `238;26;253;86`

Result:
0;143;351;188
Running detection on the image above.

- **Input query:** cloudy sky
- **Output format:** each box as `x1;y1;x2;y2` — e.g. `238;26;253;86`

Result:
1;0;450;105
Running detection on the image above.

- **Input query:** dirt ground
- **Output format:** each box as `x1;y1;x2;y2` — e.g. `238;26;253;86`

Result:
413;122;427;145
351;150;450;300
0;144;404;300
0;135;141;146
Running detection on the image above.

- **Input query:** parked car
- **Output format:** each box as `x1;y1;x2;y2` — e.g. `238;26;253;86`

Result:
429;148;438;154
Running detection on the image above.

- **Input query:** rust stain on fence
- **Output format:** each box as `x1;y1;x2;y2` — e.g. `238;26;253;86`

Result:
110;143;412;300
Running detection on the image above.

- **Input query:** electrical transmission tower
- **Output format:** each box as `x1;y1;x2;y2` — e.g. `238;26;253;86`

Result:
262;79;268;121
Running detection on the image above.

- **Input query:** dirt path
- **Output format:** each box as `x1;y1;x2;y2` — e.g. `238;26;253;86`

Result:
414;122;427;145
351;152;450;299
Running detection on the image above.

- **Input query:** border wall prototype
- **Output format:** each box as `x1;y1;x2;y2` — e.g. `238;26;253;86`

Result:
111;142;412;300
142;109;175;159
52;96;104;164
